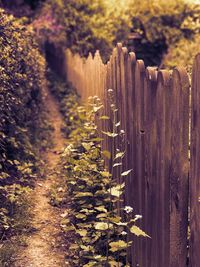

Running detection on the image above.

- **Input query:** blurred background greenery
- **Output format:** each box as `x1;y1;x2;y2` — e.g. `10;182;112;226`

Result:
1;0;200;69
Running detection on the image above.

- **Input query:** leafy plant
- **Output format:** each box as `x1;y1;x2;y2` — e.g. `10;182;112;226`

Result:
59;92;149;266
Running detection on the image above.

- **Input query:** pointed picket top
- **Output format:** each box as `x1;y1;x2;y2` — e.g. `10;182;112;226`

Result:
129;51;136;62
172;67;190;91
94;50;100;62
146;67;158;82
157;69;171;87
122;46;128;56
136;59;145;75
116;42;123;51
95;50;100;57
112;47;117;58
87;52;93;61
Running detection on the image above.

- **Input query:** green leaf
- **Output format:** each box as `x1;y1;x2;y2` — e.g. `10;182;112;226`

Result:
100;115;110;120
114;152;125;160
83;262;97;267
69;244;79;250
95;206;107;212
130;225;150;238
109;261;123;267
75;213;87;219
115;121;121;127
93;105;103;112
95;222;110;230
113;163;122;168
102;131;118;138
102;150;111;159
121;169;132;177
110;183;125;197
90;137;104;142
100;171;111;177
96;213;107;218
82;142;92;151
109;240;127;252
74;192;93;198
76;229;87;237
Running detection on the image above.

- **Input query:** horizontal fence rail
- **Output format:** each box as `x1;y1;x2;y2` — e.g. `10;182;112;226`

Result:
65;44;200;267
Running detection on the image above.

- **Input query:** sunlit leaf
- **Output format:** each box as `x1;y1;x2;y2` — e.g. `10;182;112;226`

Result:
95;222;110;230
95;206;107;212
121;169;132;177
76;229;87;237
102;150;111;159
90;137;104;142
93;105;103;112
109;261;123;267
115;121;121;127
110;183;125;197
109;240;127;252
102;131;118;137
130;225;150;238
82;142;92;151
83;262;97;267
114;152;125;160
100;115;110;120
74;192;93;198
113;163;122;168
100;171;111;177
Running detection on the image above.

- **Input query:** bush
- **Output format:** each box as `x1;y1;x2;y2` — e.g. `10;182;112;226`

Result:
0;9;46;237
31;0;131;62
127;0;200;66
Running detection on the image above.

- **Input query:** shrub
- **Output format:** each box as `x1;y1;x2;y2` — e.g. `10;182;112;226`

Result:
0;9;46;237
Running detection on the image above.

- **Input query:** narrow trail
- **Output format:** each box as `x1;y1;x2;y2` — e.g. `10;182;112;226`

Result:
15;90;67;267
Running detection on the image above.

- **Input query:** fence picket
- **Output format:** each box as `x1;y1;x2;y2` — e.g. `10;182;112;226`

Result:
169;68;190;267
143;67;157;267
190;54;200;267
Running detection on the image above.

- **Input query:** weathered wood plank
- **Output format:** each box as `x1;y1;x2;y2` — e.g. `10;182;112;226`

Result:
132;59;145;266
153;70;171;267
190;53;200;267
143;67;158;267
169;68;189;267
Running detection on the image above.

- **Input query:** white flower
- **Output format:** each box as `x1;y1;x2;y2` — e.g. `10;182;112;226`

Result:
124;206;133;214
108;88;113;92
120;130;125;134
121;231;127;236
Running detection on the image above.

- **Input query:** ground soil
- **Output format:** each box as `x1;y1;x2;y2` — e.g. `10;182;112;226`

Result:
14;90;68;267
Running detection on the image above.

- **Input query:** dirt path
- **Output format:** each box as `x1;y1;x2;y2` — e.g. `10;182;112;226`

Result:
15;91;67;267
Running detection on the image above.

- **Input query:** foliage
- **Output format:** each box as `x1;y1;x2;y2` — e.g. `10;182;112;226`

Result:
162;27;200;70
31;0;131;62
0;9;47;240
2;0;200;68
46;67;80;137
127;0;200;66
59;95;149;266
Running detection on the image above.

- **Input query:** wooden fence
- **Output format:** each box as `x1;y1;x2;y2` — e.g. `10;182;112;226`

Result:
65;43;200;267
